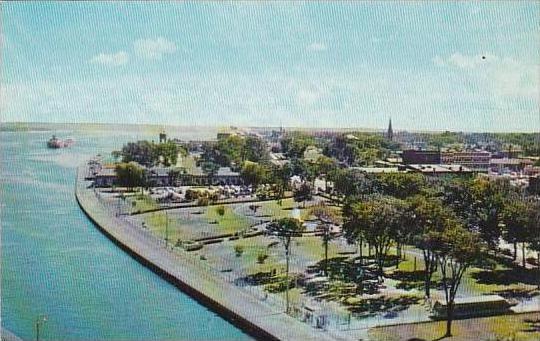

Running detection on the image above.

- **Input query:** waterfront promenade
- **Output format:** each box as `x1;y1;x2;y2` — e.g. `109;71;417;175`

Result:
75;166;349;341
0;329;23;341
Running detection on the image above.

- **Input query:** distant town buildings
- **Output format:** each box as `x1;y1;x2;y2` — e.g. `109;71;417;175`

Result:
402;150;441;164
441;151;491;172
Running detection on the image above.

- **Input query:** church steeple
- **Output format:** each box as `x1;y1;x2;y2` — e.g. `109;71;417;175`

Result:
387;118;394;141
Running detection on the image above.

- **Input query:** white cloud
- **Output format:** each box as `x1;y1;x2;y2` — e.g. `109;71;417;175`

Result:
134;37;177;60
432;52;538;101
434;52;499;69
89;51;129;66
307;42;327;52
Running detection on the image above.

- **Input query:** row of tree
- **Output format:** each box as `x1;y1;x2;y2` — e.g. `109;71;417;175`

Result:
113;140;184;167
339;175;540;337
200;135;269;169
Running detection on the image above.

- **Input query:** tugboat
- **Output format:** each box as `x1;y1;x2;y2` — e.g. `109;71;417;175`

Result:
47;135;75;148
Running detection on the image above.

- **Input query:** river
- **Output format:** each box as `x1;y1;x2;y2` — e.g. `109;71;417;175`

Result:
0;125;251;340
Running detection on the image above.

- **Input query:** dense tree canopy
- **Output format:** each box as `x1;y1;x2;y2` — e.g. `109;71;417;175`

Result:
116;140;181;167
115;162;146;189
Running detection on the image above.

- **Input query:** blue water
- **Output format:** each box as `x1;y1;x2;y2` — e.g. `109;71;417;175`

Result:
1;127;251;340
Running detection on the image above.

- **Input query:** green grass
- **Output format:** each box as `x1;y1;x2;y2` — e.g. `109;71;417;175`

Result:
369;312;540;341
206;205;252;234
143;211;187;243
127;194;159;213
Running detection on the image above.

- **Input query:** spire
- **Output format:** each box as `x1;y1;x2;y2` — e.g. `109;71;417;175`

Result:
387;118;394;141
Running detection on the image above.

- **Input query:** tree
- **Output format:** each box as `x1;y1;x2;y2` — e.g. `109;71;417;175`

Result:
154;141;180;167
469;178;516;251
293;181;312;208
330;168;374;198
408;195;457;298
118;141;156;167
243;136;269;163
201;161;220;177
117;140;179;167
314;156;337;191
432;226;483;337
266;218;304;313
501;199;530;264
269;164;292;205
240;161;269;188
281;133;315;159
527;201;540;281
115;162;146;190
374;173;427;199
343;196;406;276
445;177;517;252
310;204;340;276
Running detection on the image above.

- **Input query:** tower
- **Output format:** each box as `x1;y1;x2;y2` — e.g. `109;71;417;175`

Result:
159;130;167;143
387;118;394;141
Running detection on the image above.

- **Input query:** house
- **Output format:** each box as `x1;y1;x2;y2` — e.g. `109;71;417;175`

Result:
94;167;117;187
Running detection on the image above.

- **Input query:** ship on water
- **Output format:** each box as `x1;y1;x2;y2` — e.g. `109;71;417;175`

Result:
47;135;75;148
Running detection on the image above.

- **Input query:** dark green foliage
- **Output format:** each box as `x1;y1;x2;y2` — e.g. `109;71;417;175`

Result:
115;162;146;189
116;140;180;167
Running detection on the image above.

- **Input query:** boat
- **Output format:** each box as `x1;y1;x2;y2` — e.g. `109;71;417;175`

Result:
47;135;75;148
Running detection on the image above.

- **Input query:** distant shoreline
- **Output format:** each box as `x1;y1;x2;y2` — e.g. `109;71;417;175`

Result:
2;121;539;134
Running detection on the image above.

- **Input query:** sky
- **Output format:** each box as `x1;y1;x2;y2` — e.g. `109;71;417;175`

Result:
1;1;539;132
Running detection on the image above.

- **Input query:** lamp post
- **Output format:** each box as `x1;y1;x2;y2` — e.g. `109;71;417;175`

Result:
36;315;47;341
165;211;169;248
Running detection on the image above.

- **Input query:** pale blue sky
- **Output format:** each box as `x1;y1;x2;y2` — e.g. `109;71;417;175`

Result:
1;1;539;132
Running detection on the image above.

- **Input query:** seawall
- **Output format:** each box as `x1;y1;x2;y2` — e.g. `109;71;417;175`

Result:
75;166;341;341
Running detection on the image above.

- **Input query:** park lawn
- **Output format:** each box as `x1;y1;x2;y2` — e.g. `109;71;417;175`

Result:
127;194;159;213
233;237;273;265
462;266;538;296
369;312;540;341
257;198;321;221
143;211;191;243
206;205;252;234
294;236;343;262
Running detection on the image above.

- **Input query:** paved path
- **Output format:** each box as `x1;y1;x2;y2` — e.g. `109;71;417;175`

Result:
0;329;23;341
76;166;350;341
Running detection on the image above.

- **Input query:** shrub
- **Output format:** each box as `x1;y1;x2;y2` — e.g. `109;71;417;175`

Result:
185;189;199;201
216;205;226;216
234;244;244;257
257;251;268;264
197;196;210;206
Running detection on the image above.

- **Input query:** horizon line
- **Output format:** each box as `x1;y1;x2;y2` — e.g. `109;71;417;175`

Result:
1;121;539;135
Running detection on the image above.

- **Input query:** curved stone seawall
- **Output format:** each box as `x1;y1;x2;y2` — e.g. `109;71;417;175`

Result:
75;166;340;341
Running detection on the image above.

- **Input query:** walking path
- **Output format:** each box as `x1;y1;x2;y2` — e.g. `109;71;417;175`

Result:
75;166;350;341
0;329;23;341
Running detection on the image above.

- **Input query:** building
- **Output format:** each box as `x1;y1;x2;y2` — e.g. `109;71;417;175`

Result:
147;167;172;186
350;167;405;174
441;151;491;172
159;131;167;143
406;164;474;177
402;150;441;164
174;167;243;186
94;167;117;187
490;158;533;173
